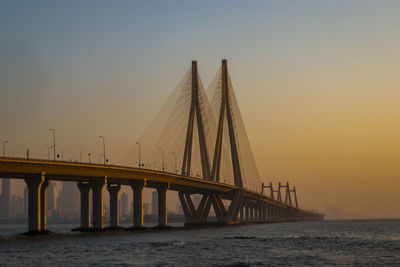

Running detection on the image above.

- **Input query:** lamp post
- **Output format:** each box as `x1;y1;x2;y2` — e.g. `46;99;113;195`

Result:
88;152;91;163
80;150;84;162
158;147;165;171
171;152;177;174
2;140;8;156
47;145;52;160
49;129;56;160
136;142;141;168
99;136;106;165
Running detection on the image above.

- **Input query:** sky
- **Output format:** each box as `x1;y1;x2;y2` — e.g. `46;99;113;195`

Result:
0;0;399;219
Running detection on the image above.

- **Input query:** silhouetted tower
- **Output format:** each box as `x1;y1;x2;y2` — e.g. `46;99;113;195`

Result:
284;182;292;206
181;61;211;179
261;182;275;199
291;186;299;208
211;59;243;187
277;182;283;202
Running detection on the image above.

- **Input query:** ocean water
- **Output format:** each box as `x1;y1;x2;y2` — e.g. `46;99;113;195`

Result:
0;219;399;266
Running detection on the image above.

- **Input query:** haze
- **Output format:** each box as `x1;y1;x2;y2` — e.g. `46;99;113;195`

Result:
0;1;399;219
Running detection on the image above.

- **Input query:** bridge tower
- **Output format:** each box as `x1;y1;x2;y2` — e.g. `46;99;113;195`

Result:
181;61;211;179
284;182;292;206
211;59;243;187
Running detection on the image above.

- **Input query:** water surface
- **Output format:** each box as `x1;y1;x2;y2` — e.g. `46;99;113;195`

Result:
0;219;399;266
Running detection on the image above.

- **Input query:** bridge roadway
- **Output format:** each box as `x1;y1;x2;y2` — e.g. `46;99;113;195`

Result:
0;157;323;234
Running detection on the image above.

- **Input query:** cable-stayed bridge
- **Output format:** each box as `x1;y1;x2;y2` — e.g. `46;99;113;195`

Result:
0;60;323;234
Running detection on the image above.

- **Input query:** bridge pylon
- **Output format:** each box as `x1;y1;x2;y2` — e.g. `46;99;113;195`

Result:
211;59;243;187
181;61;211;179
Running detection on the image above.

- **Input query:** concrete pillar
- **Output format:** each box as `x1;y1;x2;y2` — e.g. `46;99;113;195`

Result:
130;180;146;229
250;206;254;222
271;206;276;222
78;182;91;230
239;205;244;223
267;205;272;222
40;180;49;231
107;183;121;229
278;208;282;222
245;204;249;222
258;204;263;222
262;204;267;222
24;173;45;233
91;178;106;230
157;184;168;227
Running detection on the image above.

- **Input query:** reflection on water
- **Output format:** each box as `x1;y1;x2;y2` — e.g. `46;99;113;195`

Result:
0;220;399;266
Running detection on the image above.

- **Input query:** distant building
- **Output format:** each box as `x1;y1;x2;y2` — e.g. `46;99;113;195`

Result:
143;202;151;215
56;182;79;220
47;182;55;217
151;191;158;216
10;195;24;217
120;192;129;217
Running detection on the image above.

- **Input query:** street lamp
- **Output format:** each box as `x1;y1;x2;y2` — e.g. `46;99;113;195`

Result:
136;142;141;168
88;152;91;163
158;147;165;171
47;144;52;160
99;136;106;165
2;140;8;156
80;150;84;162
49;129;56;160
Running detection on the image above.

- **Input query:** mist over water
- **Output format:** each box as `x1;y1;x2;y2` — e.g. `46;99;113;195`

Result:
1;219;399;266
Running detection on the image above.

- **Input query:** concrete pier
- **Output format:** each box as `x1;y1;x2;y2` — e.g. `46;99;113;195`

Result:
130;180;146;229
24;173;45;233
77;182;91;230
262;203;267;222
91;179;106;230
156;184;168;228
40;180;49;231
107;183;121;229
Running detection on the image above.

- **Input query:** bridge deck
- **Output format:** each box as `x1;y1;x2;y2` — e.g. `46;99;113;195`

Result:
0;156;319;216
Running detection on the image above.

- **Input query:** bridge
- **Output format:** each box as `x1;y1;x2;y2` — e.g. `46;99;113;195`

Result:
0;60;323;234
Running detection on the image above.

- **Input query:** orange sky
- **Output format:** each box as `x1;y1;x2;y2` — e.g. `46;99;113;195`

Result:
1;1;399;219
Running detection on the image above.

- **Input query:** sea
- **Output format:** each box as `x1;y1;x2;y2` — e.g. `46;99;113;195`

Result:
0;219;399;266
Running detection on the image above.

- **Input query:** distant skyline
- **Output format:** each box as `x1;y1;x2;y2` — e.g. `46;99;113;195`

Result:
1;1;399;219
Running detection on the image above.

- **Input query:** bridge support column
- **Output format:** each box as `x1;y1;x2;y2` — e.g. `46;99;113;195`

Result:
239;205;244;223
130;180;146;229
271;206;276;222
278;208;283;222
77;182;91;230
91;178;106;231
40;180;49;231
258;203;263;222
249;206;254;222
267;205;272;222
276;207;280;222
24;173;45;233
107;183;121;230
156;184;168;228
262;203;267;223
245;204;249;222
